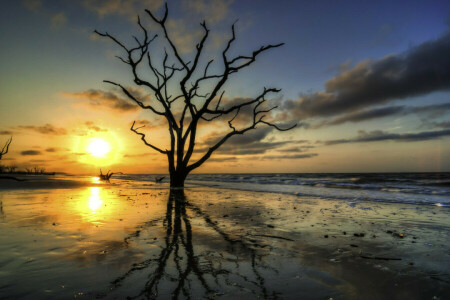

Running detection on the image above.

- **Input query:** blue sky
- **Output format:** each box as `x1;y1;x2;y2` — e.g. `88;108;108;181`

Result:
0;0;449;173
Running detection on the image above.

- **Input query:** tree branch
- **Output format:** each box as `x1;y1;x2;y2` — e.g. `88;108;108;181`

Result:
0;137;12;159
131;121;167;154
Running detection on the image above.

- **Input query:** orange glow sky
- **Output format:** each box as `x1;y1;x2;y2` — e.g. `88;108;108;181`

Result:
1;0;449;174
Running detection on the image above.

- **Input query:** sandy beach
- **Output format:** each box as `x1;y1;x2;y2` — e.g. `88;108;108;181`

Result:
0;175;449;299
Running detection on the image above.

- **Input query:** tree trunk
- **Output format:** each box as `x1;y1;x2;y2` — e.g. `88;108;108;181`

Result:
170;170;188;188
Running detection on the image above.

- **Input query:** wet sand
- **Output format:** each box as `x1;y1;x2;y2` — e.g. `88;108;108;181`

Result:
0;179;449;299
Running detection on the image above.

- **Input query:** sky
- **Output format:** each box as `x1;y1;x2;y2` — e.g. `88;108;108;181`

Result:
0;0;450;174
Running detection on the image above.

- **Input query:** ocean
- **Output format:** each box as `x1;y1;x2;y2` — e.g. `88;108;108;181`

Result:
112;172;450;207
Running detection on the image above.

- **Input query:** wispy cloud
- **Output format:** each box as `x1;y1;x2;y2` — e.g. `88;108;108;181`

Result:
323;129;450;145
314;102;450;127
17;124;67;135
182;0;234;24
64;89;140;112
261;153;318;160
82;0;164;20
51;12;67;29
0;130;14;135
23;0;42;13
84;121;108;132
21;150;42;156
199;127;291;155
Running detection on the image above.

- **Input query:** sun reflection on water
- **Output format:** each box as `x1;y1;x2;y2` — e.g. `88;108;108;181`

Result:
89;187;103;212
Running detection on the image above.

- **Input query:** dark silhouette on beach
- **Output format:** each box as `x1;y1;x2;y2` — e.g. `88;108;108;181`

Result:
98;169;123;182
155;176;165;183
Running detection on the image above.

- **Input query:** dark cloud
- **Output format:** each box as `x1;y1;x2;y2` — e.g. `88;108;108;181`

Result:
434;121;450;128
316;102;450;127
323;106;405;126
65;89;141;112
73;152;88;156
323;129;450;145
45;148;57;152
217;141;289;155
208;156;238;162
21;150;42;156
277;146;315;153
409;102;450;117
0;130;13;135
285;32;450;118
261;153;318;160
17;124;67;135
198;127;291;155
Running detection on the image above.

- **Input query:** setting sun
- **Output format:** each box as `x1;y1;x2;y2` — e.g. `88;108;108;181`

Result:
87;138;110;157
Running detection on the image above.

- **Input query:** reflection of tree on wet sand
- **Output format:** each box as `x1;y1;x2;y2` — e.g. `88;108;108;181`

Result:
108;190;280;299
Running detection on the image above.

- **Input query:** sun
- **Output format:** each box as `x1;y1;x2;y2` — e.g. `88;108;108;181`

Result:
87;138;111;158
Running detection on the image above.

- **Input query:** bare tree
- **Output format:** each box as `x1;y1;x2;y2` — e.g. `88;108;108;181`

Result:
95;4;295;187
0;137;12;161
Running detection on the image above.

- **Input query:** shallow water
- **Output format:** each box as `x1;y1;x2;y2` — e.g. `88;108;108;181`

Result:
0;177;449;299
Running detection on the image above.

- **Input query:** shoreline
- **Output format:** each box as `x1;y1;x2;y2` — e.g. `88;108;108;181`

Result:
0;180;449;299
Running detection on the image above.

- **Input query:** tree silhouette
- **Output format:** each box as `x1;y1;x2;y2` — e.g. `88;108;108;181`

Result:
95;4;295;187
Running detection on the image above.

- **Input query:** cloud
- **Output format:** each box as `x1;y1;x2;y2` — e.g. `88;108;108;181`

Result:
64;89;140;112
21;150;42;156
207;156;237;162
51;12;67;29
315;102;450;127
23;0;42;13
277;145;315;153
323;129;450;145
45;148;57;152
17;124;67;135
0;130;14;135
199;127;290;155
166;19;203;54
328;106;405;126
409;102;450;118
433;121;450;128
261;153;318;160
84;121;108;132
182;0;233;24
82;0;164;20
285;32;450;118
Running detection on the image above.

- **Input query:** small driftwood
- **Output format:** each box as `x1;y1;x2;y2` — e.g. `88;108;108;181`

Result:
99;169;123;182
155;176;165;183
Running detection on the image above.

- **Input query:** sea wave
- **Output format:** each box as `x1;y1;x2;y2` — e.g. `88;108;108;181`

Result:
110;173;450;207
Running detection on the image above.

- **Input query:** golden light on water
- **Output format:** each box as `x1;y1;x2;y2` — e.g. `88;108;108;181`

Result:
87;138;110;157
88;187;103;212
